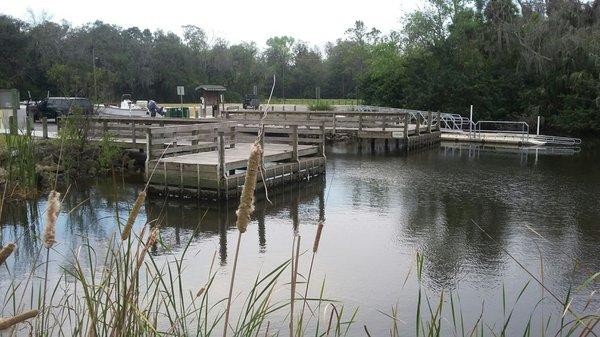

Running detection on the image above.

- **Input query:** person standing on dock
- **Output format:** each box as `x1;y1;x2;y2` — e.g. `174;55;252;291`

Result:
147;100;164;117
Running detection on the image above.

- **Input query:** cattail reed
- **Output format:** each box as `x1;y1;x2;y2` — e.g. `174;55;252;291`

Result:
0;243;16;266
0;309;39;330
136;226;159;269
196;287;205;298
313;221;324;253
299;221;325;334
43;190;61;248
235;142;262;233
121;191;146;241
223;141;263;337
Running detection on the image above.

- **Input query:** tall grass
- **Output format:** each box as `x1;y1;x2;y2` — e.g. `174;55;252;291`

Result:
0;192;355;336
2;132;37;197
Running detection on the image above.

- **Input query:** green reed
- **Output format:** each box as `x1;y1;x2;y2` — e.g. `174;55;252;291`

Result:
3;131;37;195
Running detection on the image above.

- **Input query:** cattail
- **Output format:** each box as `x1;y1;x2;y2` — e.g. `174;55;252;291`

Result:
312;221;324;253
0;243;16;266
43;190;61;248
147;227;159;247
136;227;159;269
121;191;146;241
196;287;205;297
0;309;39;330
235;143;262;233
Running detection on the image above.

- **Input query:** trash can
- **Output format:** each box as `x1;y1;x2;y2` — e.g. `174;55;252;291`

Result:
164;107;189;118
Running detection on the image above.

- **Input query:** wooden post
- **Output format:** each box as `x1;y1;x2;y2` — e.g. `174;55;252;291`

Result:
26;117;33;136
145;128;152;179
358;114;363;131
8;116;16;135
218;131;226;183
319;122;326;158
404;113;409;139
42;117;48;139
132;121;137;145
291;125;299;162
56;117;61;132
259;124;265;163
230;125;236;148
332;113;337;135
102;120;108;134
427;111;432;133
437;111;441;131
415;116;421;136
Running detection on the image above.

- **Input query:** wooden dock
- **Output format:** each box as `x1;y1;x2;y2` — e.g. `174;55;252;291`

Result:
42;112;443;200
144;121;326;200
228;110;442;151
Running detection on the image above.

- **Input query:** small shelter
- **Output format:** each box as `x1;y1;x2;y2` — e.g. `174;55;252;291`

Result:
195;85;226;117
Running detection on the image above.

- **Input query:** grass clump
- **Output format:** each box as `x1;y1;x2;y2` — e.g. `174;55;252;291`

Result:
308;101;334;111
1;132;38;197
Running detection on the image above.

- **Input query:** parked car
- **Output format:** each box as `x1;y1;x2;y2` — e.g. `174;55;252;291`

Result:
242;94;260;110
29;97;94;121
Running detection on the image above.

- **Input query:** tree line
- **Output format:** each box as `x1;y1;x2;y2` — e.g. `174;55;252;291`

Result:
1;0;599;134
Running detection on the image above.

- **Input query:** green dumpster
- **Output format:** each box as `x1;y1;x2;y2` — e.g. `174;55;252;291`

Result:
164;107;189;118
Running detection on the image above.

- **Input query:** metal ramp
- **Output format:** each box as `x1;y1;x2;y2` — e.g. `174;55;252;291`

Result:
356;106;581;147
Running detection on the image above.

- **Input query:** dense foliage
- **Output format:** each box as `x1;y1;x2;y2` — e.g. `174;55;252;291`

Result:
361;0;600;134
1;0;599;133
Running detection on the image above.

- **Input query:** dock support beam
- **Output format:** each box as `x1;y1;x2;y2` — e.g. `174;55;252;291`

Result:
291;125;299;162
319;122;326;157
145;128;152;179
218;131;226;199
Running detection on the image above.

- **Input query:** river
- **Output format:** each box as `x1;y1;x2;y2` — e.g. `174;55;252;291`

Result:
1;141;599;335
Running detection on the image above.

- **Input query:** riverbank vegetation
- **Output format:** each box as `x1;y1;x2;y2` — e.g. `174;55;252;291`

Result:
0;117;130;199
2;0;599;134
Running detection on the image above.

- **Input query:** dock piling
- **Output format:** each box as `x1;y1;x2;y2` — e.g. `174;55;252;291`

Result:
42;117;48;139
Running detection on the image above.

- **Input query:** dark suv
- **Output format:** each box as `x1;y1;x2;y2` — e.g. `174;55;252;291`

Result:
242;94;260;110
29;97;93;121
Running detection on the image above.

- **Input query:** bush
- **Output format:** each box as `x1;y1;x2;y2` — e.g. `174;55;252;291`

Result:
308;101;333;111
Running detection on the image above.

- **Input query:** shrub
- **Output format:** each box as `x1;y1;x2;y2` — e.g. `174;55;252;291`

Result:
308;101;334;111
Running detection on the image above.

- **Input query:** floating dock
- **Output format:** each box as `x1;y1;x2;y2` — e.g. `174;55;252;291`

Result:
143;122;326;200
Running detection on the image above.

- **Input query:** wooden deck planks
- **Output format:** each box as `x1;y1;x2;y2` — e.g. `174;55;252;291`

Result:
158;142;316;167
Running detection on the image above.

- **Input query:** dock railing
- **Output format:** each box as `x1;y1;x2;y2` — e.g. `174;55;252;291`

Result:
474;121;530;142
145;122;236;171
226;110;434;133
58;116;221;146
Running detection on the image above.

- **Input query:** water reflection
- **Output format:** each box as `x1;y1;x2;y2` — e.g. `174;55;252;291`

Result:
143;175;326;265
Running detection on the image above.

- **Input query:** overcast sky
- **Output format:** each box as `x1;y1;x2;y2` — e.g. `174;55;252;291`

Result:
1;0;423;48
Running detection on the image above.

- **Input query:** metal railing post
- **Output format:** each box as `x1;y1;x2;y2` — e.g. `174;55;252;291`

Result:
427;111;432;133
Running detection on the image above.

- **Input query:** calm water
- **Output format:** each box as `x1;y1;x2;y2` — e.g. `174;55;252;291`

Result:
1;142;599;335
